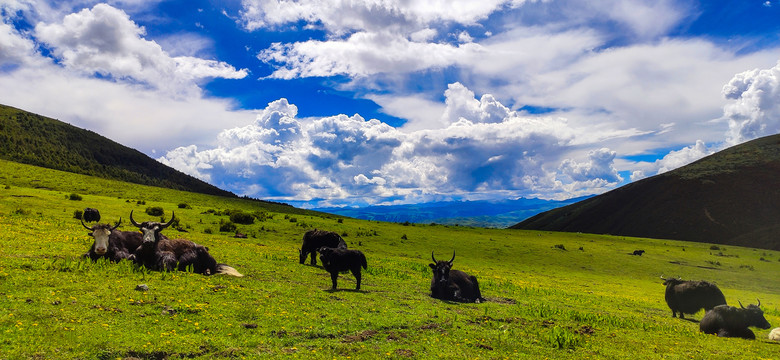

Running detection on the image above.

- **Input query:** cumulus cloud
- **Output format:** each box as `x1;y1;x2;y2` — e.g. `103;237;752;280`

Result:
628;140;712;181
258;31;481;79
160;83;611;206
34;4;247;95
722;61;780;145
240;0;526;34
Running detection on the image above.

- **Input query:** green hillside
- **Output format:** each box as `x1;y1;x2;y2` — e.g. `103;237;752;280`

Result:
1;159;779;359
0;104;235;198
512;134;780;251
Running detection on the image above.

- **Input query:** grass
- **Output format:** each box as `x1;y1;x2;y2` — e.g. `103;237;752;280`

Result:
1;158;779;359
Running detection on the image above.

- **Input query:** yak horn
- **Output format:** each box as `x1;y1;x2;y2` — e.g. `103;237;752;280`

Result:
660;275;666;280
738;300;744;309
110;218;121;231
161;211;175;229
757;298;761;307
80;218;93;231
449;250;455;265
129;210;141;227
431;251;437;263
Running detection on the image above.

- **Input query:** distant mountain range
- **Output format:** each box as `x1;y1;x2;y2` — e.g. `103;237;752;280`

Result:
0;104;235;197
313;196;591;228
512;134;780;251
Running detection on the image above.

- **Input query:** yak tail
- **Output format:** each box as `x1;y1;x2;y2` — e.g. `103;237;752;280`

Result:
216;263;244;277
360;252;368;270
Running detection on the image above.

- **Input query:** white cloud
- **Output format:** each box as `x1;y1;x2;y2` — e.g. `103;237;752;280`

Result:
0;2;253;154
160;83;623;206
258;31;481;79
239;0;526;34
722;61;780;145
34;4;247;95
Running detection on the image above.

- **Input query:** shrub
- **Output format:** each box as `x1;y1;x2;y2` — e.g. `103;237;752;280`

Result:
337;218;343;223
203;228;213;234
73;210;83;220
13;208;30;215
145;207;164;216
288;217;298;223
709;245;721;251
554;244;567;251
230;211;255;225
401;234;408;240
253;211;271;222
68;193;82;201
136;200;146;205
219;221;237;233
177;203;191;209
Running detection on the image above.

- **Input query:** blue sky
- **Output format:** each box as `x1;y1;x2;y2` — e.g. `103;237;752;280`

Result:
1;0;779;208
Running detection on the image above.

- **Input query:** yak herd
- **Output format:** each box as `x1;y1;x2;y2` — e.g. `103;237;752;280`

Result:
78;208;775;342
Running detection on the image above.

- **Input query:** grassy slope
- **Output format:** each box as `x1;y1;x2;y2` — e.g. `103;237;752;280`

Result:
1;159;779;359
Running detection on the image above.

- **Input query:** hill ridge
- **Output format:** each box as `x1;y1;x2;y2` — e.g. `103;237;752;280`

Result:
0;103;235;198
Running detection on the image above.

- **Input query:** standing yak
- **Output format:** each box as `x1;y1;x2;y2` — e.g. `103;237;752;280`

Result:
661;276;726;319
700;300;771;339
317;247;367;290
299;229;347;265
429;251;485;303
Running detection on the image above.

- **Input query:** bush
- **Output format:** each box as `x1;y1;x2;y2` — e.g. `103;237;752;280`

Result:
401;234;408;240
73;210;83;220
68;193;82;201
554;244;567;251
145;207;164;216
337;218;343;223
219;221;237;233
230;211;255;225
203;228;213;234
177;203;191;209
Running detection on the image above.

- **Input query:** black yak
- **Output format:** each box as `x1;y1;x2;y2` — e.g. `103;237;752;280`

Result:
429;251;485;303
661;276;726;319
700;300;771;339
317;247;367;290
80;218;142;262
299;229;347;265
130;210;242;276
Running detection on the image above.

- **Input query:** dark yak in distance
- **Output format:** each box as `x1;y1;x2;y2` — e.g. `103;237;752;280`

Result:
429;251;485;303
317;247;367;290
661;276;726;319
299;229;347;265
80;217;142;262
700;300;771;339
130;210;242;276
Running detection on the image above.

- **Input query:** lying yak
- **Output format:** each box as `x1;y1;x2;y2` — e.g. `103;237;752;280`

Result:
700;300;771;339
661;276;726;319
317;247;367;290
130;210;242;276
429;251;485;303
299;229;347;265
80;217;142;262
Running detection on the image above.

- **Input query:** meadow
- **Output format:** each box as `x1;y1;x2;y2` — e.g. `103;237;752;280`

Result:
1;158;779;359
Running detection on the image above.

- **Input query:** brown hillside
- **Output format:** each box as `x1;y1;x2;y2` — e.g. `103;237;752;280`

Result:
511;134;780;250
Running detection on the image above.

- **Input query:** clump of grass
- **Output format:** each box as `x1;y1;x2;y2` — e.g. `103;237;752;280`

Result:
68;193;82;201
554;244;567;251
546;326;582;350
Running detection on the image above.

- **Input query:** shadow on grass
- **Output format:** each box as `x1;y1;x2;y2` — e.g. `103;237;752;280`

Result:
324;288;368;294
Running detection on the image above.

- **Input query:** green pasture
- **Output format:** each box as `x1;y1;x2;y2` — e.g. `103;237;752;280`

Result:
0;159;779;359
